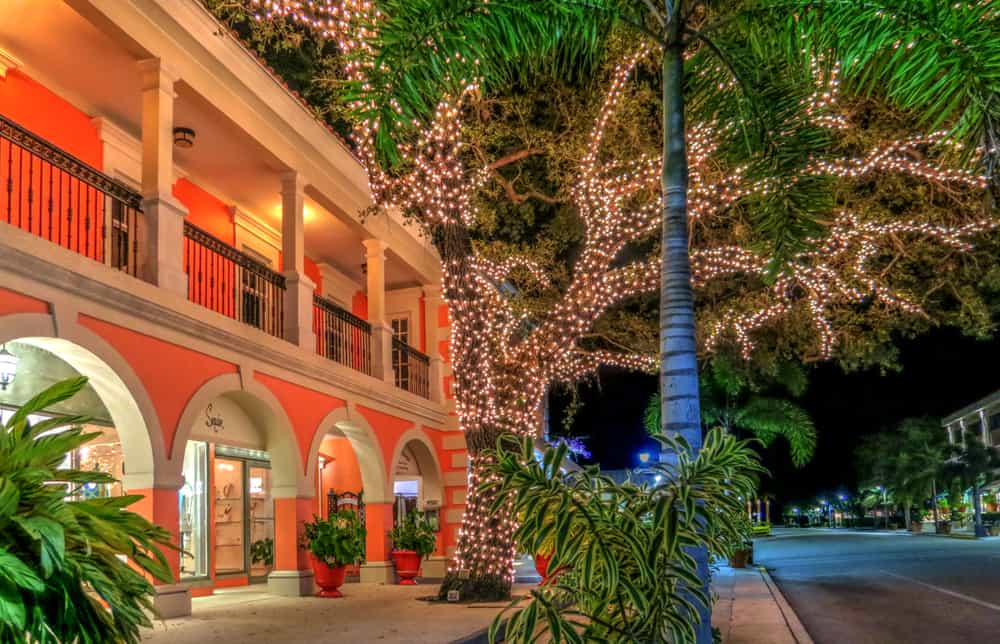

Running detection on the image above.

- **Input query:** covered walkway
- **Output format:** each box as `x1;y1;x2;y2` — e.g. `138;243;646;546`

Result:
141;583;532;643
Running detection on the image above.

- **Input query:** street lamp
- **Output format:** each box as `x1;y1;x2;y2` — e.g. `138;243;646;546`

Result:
637;451;651;464
0;344;18;391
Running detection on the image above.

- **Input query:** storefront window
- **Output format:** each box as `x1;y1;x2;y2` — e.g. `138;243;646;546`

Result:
180;441;209;579
214;458;245;574
248;466;274;580
76;425;123;498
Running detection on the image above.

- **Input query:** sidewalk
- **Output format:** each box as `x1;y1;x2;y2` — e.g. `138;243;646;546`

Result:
141;583;532;644
712;565;813;644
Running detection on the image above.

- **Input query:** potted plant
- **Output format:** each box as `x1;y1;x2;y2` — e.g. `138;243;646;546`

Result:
911;510;926;533
251;537;274;568
303;510;366;598
728;536;753;569
389;511;437;585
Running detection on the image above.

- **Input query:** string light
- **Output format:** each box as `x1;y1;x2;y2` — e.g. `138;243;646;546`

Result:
250;1;997;589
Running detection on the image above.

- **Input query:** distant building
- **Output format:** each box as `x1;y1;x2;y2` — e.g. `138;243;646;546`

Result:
942;389;1000;447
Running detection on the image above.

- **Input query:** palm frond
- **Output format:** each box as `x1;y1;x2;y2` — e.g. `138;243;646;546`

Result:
735;396;817;467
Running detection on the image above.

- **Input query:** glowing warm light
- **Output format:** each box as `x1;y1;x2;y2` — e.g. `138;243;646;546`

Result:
251;0;997;589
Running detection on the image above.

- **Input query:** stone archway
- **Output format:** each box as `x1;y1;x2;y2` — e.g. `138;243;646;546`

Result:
388;427;445;511
0;312;167;489
306;404;390;505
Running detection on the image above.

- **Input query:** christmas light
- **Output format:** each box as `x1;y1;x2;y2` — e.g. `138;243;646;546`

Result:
249;1;997;591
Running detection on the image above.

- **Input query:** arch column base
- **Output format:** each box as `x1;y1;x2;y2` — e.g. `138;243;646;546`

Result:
421;556;447;579
268;569;315;597
360;561;394;584
153;584;191;619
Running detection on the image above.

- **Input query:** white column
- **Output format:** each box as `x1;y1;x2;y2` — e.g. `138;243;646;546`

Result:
137;58;187;296
960;418;967;446
363;239;393;383
981;409;992;446
422;283;445;403
280;171;316;350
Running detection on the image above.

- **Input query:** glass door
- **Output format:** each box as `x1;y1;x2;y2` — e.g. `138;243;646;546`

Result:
248;464;274;582
214;458;245;575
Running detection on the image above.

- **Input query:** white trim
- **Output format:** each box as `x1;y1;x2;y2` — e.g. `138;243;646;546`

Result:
0;47;23;78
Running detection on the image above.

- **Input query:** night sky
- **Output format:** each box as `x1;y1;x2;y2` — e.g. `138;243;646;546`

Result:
550;327;999;507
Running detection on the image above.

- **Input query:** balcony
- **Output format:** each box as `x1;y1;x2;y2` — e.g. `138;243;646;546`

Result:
0;113;435;398
183;221;285;339
0;114;140;275
314;295;372;376
392;338;430;399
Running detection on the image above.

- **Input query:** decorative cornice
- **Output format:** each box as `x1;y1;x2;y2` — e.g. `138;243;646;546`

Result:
0;48;23;79
232;206;281;250
0;229;448;427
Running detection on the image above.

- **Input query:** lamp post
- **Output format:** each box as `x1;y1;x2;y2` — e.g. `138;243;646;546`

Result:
0;344;18;391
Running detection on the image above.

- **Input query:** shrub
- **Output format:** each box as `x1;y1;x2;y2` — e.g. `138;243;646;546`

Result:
303;510;366;567
389;511;437;558
485;428;764;643
0;377;174;643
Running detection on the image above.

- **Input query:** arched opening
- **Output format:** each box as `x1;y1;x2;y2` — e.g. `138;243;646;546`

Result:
0;336;159;491
173;377;302;589
305;407;390;580
388;430;445;545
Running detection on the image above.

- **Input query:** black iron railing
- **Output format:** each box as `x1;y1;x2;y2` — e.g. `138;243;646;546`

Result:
183;221;285;338
392;337;430;399
0;113;140;275
313;295;372;375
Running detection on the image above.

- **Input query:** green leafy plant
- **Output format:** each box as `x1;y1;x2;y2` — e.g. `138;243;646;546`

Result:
250;537;274;567
0;377;174;644
302;510;366;567
389;511;437;558
484;428;764;643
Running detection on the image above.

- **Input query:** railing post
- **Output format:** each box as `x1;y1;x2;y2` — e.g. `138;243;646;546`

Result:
280;171;316;349
137;58;187;297
363;238;394;384
423;283;446;403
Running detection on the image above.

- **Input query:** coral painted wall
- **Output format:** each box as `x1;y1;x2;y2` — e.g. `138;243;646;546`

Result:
0;70;106;261
77;314;238;455
0;70;101;166
352;292;368;321
173;178;234;244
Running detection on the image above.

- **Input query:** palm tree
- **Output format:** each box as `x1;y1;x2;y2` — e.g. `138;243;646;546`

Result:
893;418;949;531
335;0;998;631
944;435;1000;538
644;362;817;467
0;377;174;643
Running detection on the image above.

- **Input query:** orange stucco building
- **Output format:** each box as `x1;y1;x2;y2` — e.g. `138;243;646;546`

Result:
0;0;468;617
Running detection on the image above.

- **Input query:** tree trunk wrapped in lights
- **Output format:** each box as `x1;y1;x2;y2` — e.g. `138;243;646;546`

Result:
247;0;998;602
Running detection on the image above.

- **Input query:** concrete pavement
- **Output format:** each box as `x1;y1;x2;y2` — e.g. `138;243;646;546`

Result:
712;565;813;644
756;528;1000;644
141;582;533;644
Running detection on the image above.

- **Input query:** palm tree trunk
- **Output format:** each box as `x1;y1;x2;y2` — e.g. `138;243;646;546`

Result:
903;504;911;531
973;481;985;538
661;39;711;644
931;478;940;531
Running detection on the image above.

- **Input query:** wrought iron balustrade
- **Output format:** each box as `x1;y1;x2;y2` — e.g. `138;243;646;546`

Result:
183;221;285;338
0;113;140;275
392;337;430;399
313;295;372;375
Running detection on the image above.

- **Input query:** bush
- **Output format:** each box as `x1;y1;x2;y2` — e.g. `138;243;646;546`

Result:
303;510;366;567
485;428;764;643
0;378;174;644
389;511;437;557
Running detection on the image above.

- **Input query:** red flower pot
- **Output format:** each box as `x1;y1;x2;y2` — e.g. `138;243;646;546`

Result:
311;555;347;598
534;553;551;581
391;550;422;585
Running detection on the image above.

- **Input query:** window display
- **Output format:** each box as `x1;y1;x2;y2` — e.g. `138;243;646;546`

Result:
248;466;274;580
179;441;208;579
214;458;245;575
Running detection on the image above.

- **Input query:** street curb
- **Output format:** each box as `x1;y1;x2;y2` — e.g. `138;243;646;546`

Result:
758;566;814;644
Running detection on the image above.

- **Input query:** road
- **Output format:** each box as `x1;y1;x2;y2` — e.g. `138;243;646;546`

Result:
755;529;1000;643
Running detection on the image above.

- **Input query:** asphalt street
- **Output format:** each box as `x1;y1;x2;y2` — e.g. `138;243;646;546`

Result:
755;528;1000;644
